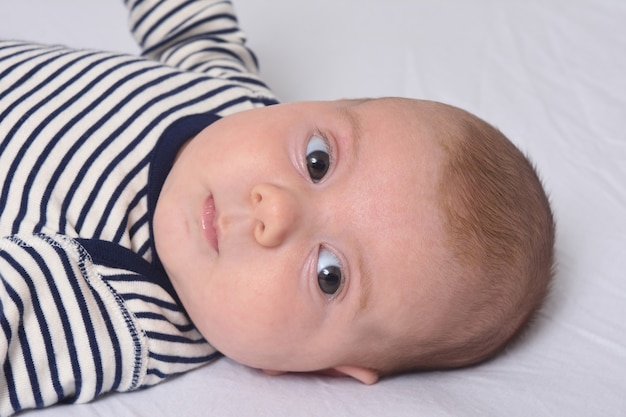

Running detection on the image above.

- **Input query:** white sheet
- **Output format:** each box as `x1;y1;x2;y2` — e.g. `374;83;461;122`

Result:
2;0;625;415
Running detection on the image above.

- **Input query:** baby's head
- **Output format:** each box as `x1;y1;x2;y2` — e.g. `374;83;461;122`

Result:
153;97;554;384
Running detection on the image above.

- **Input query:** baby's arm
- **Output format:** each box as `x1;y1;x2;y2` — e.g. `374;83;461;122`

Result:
125;0;263;80
1;232;218;415
0;234;142;415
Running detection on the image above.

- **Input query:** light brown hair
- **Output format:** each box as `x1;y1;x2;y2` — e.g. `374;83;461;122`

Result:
376;101;555;375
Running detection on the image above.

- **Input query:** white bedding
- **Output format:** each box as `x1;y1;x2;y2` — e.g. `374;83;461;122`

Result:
2;0;625;415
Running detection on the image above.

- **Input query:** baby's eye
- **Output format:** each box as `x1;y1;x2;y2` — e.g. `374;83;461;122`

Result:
306;135;330;183
317;248;343;298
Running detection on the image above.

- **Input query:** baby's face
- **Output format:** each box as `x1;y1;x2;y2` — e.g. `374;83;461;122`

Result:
154;98;455;383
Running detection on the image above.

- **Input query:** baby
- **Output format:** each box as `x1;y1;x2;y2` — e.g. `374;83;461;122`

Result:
0;0;554;414
155;97;555;385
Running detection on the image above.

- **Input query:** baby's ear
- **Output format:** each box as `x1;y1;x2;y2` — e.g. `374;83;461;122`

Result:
331;365;379;385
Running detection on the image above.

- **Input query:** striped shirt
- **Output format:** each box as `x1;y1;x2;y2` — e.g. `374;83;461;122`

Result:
0;0;278;414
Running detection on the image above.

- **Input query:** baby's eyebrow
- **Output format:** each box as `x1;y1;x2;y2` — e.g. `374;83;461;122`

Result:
357;255;373;314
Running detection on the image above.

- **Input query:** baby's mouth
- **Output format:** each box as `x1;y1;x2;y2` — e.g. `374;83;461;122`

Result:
201;195;219;253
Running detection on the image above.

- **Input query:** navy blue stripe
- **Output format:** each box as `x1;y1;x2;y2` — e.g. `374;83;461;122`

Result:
164;31;244;67
192;63;244;72
180;44;249;70
226;75;272;89
93;153;151;238
128;212;149;242
213;93;264;113
167;3;215;34
146;368;172;379
0;284;23;411
146;368;171;379
0;45;50;85
137;239;152;258
143;13;237;57
126;0;144;12
138;0;189;47
0;283;14;344
149;351;221;364
252;95;280;107
133;312;197;333
144;331;206;344
0;46;67;105
169;18;239;46
122;293;180;311
130;0;161;37
0;41;30;54
1;252;46;408
87;282;124;392
0;45;63;103
1;356;20;412
146;352;222;377
114;187;148;242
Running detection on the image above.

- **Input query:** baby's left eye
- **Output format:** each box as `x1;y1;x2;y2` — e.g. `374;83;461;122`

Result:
317;248;343;298
305;135;331;183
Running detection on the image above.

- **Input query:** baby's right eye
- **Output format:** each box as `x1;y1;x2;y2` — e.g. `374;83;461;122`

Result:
317;248;343;298
305;135;331;183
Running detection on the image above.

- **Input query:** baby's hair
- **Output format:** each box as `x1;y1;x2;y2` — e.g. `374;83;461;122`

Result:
374;100;555;376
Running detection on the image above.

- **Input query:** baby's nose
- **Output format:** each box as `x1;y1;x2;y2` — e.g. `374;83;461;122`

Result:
251;183;300;247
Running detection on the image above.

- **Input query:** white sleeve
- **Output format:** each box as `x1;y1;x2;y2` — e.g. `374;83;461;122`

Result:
125;0;265;81
1;233;217;416
1;233;142;415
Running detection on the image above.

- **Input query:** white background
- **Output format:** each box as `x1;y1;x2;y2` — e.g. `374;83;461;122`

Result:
2;0;625;415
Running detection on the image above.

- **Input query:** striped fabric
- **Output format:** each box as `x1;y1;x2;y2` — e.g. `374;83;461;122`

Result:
0;0;278;414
